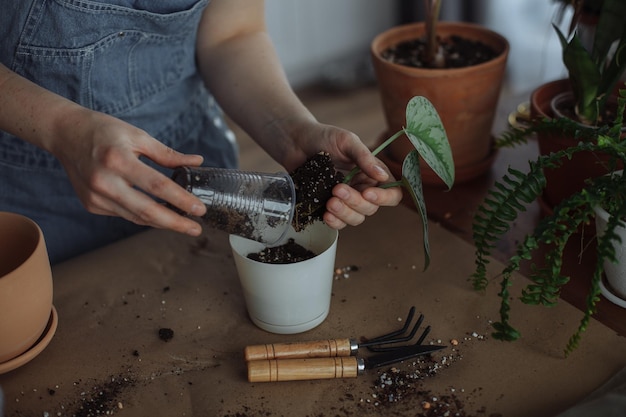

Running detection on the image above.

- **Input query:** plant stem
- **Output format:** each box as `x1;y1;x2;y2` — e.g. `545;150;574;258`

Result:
379;181;404;189
425;0;442;67
371;130;405;157
343;130;405;184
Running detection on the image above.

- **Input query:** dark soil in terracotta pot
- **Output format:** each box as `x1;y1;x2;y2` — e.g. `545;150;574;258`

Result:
382;35;498;69
551;91;626;127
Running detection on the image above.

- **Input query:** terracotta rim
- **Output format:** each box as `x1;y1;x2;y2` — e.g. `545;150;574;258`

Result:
371;21;510;76
0;212;43;277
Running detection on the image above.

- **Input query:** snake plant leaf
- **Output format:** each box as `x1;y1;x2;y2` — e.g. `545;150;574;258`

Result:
592;0;626;64
594;0;626;102
555;24;601;124
401;150;430;270
404;96;455;189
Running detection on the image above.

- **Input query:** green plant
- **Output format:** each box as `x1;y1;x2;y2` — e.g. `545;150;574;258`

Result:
344;96;454;270
471;89;626;356
553;0;626;124
553;0;603;30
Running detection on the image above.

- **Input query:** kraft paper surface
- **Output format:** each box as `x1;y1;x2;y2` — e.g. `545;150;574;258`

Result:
1;204;625;416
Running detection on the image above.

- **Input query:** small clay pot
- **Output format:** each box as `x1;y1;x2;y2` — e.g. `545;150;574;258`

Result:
0;212;53;364
531;79;624;210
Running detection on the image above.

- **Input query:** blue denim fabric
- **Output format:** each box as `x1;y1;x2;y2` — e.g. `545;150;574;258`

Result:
0;0;238;264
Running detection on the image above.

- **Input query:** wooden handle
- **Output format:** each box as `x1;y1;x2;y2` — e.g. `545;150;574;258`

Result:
247;357;361;382
244;338;354;361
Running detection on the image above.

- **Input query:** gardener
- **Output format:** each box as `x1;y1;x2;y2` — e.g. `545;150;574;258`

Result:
0;0;402;264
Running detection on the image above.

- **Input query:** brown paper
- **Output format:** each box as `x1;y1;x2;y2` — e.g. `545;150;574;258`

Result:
1;204;625;416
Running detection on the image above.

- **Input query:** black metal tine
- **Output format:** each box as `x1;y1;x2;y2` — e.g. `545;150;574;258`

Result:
414;324;431;346
365;314;425;352
360;306;416;346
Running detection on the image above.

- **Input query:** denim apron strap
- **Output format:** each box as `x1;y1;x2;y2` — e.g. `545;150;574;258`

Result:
0;0;238;264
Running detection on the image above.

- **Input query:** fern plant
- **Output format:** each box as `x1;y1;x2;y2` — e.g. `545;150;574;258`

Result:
472;89;626;356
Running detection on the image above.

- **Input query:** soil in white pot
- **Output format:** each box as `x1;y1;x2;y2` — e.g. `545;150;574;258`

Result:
241;151;342;264
247;238;316;264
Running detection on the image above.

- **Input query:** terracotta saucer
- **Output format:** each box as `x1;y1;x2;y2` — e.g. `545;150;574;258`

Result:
599;276;626;309
0;306;58;374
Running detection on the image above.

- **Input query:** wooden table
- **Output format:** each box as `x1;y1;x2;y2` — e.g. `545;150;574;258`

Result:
1;204;624;416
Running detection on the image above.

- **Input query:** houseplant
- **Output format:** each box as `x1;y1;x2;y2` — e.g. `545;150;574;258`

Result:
290;95;454;270
470;0;626;356
370;0;509;185
471;85;626;358
530;0;626;209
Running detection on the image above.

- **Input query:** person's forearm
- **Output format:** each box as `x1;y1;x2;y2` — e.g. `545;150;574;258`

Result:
195;1;317;170
0;63;88;157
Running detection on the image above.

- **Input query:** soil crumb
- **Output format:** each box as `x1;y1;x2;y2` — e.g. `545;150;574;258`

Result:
158;328;174;342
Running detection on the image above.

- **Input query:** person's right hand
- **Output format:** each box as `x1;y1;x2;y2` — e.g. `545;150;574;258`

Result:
51;109;208;236
0;63;208;236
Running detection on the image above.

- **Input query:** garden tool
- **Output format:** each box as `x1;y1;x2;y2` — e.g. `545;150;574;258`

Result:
244;306;430;361
244;307;446;382
246;340;446;382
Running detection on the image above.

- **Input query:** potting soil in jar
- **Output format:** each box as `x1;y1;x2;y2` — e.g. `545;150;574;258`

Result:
172;166;295;245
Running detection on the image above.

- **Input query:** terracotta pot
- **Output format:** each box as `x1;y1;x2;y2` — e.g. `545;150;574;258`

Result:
0;212;54;364
370;22;509;184
531;79;623;209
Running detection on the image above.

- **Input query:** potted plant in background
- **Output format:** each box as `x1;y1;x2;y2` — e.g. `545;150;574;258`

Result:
370;0;509;186
526;0;626;210
470;0;626;355
471;90;625;356
552;0;604;51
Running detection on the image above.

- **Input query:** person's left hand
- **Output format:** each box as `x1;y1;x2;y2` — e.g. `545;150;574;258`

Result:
286;121;403;230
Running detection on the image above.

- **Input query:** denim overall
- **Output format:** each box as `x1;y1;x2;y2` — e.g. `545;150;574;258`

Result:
0;0;238;264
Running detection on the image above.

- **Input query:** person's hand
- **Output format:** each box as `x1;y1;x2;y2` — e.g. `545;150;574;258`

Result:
287;121;403;230
50;110;208;236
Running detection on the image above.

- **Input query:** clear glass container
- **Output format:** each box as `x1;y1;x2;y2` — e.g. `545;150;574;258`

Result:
172;166;295;245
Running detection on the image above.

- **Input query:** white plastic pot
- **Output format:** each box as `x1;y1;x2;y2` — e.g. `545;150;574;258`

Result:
595;201;626;307
230;221;338;334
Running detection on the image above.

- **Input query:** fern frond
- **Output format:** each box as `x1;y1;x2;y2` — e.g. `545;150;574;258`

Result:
496;116;612;149
520;190;597;306
565;176;626;354
471;165;546;290
478;88;626;355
